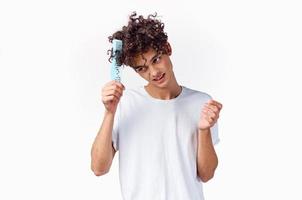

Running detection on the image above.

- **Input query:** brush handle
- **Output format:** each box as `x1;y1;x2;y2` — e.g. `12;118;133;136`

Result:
110;39;123;82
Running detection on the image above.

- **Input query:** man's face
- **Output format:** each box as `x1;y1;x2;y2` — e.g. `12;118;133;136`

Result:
131;46;173;88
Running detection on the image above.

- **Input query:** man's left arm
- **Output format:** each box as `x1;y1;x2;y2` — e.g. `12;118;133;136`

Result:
197;99;223;182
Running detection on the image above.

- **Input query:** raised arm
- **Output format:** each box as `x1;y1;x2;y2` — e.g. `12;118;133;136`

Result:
90;81;124;176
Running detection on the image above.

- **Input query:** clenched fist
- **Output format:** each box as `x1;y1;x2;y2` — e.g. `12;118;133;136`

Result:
101;80;125;114
198;99;223;131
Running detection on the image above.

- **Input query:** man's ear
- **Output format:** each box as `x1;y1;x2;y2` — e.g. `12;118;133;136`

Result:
166;42;172;56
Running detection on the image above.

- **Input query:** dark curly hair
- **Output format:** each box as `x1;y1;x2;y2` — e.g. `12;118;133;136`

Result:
107;12;169;67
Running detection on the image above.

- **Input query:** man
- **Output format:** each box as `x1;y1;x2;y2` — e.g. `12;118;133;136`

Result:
91;12;223;200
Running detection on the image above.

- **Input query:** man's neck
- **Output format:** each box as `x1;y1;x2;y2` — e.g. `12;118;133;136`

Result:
145;82;182;100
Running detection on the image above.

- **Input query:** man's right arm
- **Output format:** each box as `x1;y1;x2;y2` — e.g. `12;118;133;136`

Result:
90;80;124;176
90;111;117;176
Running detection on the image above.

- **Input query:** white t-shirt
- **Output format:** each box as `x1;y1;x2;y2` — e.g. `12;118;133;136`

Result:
112;85;220;200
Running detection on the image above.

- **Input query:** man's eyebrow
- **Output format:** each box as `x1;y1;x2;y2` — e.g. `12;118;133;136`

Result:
133;53;160;69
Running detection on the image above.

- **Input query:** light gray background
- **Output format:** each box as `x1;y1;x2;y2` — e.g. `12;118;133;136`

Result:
0;0;301;199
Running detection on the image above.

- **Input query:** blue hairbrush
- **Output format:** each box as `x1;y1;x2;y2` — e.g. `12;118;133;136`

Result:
110;39;123;82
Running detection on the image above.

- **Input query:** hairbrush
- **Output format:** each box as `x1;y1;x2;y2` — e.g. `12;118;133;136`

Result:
110;39;123;82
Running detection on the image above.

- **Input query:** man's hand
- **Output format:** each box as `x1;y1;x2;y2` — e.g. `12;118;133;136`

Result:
198;99;223;131
101;80;125;114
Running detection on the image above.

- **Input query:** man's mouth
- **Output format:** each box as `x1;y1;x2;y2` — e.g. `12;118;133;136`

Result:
153;73;165;82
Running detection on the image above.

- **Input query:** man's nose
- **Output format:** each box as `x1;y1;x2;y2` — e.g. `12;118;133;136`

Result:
149;65;160;77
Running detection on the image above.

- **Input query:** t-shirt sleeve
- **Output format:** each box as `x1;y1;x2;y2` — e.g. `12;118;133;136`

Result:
112;103;121;151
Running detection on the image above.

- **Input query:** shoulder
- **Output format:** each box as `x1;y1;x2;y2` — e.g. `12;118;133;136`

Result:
119;85;145;104
182;86;213;101
122;85;143;98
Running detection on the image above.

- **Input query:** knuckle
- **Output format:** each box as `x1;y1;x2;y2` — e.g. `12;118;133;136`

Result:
115;90;120;96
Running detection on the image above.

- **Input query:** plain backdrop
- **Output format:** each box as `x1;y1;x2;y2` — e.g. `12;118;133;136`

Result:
0;0;302;199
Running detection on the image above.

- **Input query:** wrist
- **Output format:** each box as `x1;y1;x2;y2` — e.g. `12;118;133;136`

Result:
104;110;115;118
198;128;211;134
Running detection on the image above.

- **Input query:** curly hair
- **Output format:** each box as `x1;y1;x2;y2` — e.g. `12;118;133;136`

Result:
107;12;168;67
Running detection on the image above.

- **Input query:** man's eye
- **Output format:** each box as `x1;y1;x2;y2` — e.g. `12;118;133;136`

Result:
153;56;161;64
135;66;146;73
136;67;142;72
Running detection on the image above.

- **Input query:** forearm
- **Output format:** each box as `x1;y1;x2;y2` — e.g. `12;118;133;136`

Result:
196;128;218;182
91;111;115;175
